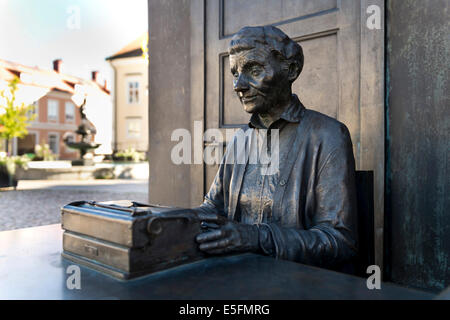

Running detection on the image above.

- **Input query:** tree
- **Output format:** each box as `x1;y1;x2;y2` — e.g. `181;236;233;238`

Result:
0;77;36;154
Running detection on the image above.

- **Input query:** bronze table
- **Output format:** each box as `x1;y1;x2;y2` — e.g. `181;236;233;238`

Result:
0;224;433;300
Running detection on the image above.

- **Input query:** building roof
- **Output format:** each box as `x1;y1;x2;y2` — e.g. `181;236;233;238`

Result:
0;58;110;95
106;33;147;61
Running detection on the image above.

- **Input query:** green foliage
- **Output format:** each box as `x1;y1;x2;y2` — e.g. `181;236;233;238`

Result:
34;143;55;161
114;148;146;162
24;153;36;161
0;77;36;148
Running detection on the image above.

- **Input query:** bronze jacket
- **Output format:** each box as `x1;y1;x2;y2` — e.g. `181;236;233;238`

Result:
196;96;358;269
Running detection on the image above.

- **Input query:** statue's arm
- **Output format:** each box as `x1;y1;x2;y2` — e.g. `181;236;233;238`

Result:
192;156;227;218
193;131;245;218
261;134;358;268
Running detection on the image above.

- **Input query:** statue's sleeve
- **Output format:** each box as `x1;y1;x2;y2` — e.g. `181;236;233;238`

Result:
193;129;249;218
192;151;228;218
262;131;358;268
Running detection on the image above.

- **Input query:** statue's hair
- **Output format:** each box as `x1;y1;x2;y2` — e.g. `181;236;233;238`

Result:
229;25;304;76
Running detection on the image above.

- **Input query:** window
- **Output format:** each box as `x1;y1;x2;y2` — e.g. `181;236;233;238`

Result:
47;99;59;122
48;133;59;155
65;102;75;122
126;79;140;104
126;118;141;139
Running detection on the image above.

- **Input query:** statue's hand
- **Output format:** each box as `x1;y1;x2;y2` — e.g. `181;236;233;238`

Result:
195;219;259;255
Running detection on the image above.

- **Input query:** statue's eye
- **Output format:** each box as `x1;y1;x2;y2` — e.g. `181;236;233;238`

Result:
251;69;261;77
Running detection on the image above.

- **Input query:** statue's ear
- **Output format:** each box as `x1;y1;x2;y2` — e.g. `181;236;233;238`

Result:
287;62;301;83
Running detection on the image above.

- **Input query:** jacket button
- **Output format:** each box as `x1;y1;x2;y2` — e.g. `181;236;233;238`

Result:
279;179;286;186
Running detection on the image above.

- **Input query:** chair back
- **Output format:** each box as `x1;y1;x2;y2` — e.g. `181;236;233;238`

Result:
353;170;375;277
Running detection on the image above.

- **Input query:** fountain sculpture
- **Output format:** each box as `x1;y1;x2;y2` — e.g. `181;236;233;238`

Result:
64;98;100;166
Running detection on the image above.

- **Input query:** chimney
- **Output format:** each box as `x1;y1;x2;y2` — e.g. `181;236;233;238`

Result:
91;71;99;83
53;59;63;73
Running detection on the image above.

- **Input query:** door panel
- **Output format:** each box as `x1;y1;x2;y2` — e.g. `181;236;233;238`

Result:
221;0;337;37
295;34;338;118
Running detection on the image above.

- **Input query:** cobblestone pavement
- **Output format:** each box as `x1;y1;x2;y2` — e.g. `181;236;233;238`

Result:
0;180;148;231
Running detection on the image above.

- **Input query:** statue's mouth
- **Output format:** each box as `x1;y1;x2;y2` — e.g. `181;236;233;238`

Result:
241;95;257;102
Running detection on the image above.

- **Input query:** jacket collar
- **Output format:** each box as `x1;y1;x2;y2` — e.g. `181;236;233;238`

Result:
248;94;305;129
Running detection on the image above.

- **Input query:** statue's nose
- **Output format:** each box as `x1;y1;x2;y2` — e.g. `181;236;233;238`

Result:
234;75;249;93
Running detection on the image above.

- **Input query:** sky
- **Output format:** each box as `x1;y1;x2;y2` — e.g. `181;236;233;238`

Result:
0;0;148;88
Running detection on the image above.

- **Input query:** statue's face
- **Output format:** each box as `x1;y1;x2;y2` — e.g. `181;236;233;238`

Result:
230;48;288;114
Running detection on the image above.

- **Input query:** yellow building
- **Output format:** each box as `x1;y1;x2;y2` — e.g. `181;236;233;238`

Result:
106;33;148;153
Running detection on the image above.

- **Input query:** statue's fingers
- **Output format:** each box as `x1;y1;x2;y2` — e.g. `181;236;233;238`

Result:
200;222;220;229
195;229;224;243
196;212;221;222
199;237;231;252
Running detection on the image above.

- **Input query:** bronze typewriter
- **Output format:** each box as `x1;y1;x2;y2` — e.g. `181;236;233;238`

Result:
61;200;206;280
